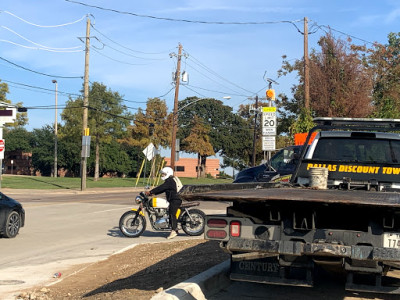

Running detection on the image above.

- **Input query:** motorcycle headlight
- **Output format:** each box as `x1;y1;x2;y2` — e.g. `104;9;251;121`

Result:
135;196;142;204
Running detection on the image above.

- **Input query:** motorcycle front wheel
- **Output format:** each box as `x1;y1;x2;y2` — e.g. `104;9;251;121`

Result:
181;209;206;236
119;211;146;238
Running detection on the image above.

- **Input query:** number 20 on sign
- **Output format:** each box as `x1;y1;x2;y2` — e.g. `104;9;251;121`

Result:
262;107;276;136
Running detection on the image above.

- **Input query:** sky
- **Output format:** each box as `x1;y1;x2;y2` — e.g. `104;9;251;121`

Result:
1;0;400;168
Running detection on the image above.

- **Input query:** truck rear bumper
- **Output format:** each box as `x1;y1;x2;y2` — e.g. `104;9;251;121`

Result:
226;237;400;262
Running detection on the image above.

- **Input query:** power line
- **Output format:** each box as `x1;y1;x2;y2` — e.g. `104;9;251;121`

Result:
0;10;87;28
91;25;173;56
185;61;247;96
187;84;248;97
309;21;375;45
0;56;83;79
90;46;150;65
65;1;303;26
187;54;255;94
0;26;83;51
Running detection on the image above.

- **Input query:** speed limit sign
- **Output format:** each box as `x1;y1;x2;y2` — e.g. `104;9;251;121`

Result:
262;107;276;136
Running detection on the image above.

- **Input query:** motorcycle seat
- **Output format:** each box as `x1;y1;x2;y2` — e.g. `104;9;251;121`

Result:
180;201;200;208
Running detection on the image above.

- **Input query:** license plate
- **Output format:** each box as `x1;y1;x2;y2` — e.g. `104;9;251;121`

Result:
383;233;400;248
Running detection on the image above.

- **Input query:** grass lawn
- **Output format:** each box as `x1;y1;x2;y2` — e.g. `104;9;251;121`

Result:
0;175;233;190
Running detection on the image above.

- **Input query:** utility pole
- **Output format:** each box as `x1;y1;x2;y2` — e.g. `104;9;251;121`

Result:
81;17;90;191
304;17;310;109
252;95;259;167
52;79;58;178
170;43;182;171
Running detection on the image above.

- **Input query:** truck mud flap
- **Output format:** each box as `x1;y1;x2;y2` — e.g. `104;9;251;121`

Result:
345;262;400;294
346;272;400;294
230;256;313;288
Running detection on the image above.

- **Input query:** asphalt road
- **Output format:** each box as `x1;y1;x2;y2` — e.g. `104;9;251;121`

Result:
0;188;229;300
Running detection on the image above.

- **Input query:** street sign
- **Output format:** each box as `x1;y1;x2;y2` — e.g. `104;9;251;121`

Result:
143;143;155;161
262;107;276;136
81;136;91;158
262;136;276;151
0;108;16;124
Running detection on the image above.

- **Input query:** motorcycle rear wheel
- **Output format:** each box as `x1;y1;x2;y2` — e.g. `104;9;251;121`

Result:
181;209;206;236
119;211;146;238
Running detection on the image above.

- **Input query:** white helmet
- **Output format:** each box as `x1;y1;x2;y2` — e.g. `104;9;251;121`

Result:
160;167;173;180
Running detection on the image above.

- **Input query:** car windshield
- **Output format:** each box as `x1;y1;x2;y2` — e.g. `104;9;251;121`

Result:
269;147;298;171
312;138;400;163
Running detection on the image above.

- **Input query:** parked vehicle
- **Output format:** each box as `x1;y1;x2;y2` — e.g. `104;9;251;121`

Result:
0;193;25;238
233;145;301;183
181;118;400;295
119;191;206;238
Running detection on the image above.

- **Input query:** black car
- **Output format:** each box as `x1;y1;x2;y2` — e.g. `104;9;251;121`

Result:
233;145;302;183
0;193;25;238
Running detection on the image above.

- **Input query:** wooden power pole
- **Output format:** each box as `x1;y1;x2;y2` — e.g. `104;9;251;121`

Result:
252;95;259;167
170;43;182;171
81;17;90;191
304;17;310;109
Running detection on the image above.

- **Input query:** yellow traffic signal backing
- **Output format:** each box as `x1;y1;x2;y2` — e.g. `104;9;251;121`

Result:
266;89;276;100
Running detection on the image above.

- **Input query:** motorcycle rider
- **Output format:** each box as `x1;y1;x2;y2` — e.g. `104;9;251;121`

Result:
145;166;182;239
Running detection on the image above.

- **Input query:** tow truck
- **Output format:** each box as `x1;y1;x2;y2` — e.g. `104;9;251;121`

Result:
180;118;400;294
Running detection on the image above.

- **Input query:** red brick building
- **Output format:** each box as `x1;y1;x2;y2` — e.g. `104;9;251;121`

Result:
164;157;220;178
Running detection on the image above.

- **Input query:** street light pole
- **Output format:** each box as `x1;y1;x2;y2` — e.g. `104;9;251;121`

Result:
52;79;58;178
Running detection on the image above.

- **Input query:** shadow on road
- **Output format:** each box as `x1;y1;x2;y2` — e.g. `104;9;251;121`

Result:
108;226;169;238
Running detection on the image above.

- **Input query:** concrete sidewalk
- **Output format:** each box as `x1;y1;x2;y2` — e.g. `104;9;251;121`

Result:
151;260;231;300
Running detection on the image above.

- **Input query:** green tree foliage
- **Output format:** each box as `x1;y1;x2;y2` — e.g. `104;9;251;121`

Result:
60;82;132;178
278;32;372;133
31;125;55;176
183;115;215;178
355;32;400;118
123;97;171;149
94;140;133;176
3;127;32;152
87;82;131;180
178;97;251;169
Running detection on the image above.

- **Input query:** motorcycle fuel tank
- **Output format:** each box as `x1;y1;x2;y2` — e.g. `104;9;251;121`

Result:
151;197;169;208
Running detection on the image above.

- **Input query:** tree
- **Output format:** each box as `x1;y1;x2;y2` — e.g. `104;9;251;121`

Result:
123;97;171;149
178;97;252;169
60;82;132;179
356;32;400;118
183;115;215;177
31;125;55;176
87;82;131;180
3;127;32;152
278;32;373;133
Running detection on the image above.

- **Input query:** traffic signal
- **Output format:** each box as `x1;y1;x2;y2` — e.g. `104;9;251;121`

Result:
266;89;276;100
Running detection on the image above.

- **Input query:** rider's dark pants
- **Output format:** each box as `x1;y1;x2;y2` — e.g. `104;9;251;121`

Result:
169;199;182;231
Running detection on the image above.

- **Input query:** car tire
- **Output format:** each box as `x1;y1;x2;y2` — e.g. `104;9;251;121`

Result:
4;211;21;238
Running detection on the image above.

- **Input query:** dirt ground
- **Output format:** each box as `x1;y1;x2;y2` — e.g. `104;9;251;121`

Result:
16;239;229;300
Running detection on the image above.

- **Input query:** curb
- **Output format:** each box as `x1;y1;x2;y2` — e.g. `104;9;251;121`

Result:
151;260;230;300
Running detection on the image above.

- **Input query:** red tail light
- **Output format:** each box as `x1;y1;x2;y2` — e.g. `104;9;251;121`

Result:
206;230;227;239
230;221;241;237
207;219;228;228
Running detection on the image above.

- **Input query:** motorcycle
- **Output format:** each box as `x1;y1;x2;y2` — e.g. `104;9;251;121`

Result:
119;192;206;238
